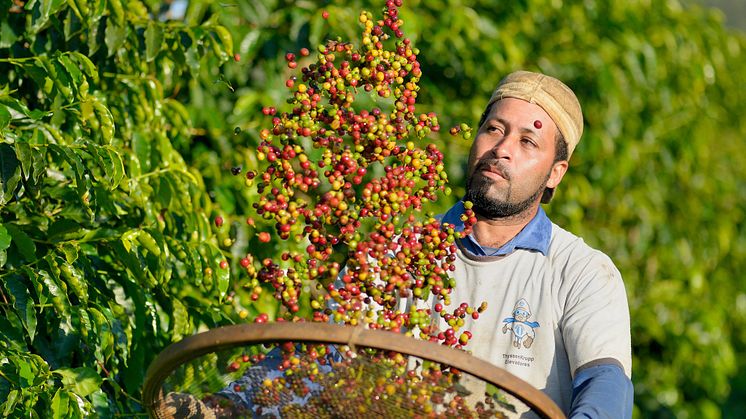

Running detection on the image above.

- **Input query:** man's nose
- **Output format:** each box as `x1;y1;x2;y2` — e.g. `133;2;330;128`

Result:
490;136;516;160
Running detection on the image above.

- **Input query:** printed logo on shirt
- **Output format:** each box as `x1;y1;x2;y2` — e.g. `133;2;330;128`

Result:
502;298;540;350
502;353;534;368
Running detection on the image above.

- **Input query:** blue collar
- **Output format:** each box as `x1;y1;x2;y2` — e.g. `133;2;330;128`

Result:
439;200;552;257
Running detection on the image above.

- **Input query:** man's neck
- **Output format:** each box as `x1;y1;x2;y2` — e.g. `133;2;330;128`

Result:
471;204;540;249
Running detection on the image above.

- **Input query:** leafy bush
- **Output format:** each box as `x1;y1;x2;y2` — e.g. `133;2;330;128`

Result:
1;0;745;417
0;0;234;415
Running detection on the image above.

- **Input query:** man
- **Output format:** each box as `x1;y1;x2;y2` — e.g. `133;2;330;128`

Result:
438;70;633;417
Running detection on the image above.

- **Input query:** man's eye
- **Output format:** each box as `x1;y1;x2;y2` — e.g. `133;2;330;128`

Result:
521;138;537;147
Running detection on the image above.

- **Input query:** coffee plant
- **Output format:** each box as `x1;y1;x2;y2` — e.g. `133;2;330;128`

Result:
2;0;746;418
0;0;235;416
238;3;483;349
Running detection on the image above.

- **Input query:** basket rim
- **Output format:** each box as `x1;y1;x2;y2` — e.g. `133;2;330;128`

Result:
142;322;565;419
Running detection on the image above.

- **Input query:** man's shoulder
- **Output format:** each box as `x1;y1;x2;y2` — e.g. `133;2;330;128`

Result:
546;224;627;310
547;223;617;270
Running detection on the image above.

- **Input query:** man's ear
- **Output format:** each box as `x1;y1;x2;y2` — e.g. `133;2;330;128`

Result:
546;160;568;189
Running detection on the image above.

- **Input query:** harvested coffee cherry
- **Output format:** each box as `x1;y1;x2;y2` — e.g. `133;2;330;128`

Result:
245;2;481;350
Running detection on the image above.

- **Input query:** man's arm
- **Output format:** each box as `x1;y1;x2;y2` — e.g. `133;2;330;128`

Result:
559;251;633;416
570;361;633;419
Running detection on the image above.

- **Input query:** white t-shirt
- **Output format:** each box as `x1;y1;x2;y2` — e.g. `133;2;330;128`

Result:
430;223;632;416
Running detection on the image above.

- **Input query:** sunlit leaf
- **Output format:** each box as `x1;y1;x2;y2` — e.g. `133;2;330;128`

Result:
145;21;163;62
171;299;189;341
211;24;234;57
57;54;82;87
70;52;99;83
92;100;114;143
184;32;201;76
0;224;10;251
107;0;125;25
0;96;46;120
13;142;31;181
50;389;70;419
0;21;18;49
132;131;152;173
48;219;83;241
38;269;70;316
59;258;88;303
4;276;37;342
53;367;103;397
104;22;126;57
1;390;20;416
0;143;21;204
0;105;10;131
17;359;35;387
4;224;36;262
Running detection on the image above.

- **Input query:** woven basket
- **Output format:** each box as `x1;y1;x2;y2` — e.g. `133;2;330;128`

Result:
142;322;564;418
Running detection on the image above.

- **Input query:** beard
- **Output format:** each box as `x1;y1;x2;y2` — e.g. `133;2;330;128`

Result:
465;160;549;219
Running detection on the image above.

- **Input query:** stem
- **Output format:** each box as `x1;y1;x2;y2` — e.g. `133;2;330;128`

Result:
0;57;36;64
102;72;158;83
133;167;198;184
0;370;14;384
0;254;49;281
106;377;145;406
0;88;19;96
133;167;172;180
59;101;82;110
97;359;111;378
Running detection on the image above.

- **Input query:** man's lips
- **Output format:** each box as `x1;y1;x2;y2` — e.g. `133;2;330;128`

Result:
476;161;509;180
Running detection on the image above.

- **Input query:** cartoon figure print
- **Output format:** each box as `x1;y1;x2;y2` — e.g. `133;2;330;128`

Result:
502;299;540;349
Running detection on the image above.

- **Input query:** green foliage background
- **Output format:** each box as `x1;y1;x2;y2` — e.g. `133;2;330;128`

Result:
1;0;745;417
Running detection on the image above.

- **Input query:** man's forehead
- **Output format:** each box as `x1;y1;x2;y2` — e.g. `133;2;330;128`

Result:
488;98;558;135
487;70;583;157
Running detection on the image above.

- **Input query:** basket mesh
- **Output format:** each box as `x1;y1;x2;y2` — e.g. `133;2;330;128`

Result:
151;341;524;418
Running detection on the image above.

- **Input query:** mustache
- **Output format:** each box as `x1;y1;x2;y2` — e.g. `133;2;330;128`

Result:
474;159;511;180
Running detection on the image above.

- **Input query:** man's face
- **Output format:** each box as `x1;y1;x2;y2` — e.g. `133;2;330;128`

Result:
465;98;568;219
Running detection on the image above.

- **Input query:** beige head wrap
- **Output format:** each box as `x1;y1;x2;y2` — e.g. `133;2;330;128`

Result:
487;70;584;158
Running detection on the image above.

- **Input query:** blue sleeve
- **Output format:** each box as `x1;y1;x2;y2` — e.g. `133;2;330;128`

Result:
569;363;633;419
